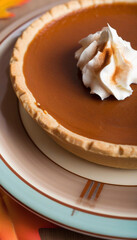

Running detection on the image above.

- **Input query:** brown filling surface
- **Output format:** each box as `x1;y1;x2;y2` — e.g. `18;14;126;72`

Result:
24;3;137;145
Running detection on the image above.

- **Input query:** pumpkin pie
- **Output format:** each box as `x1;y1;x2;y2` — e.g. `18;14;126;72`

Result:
10;0;137;168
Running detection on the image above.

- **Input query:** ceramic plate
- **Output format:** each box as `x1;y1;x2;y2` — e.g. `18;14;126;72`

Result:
0;3;137;239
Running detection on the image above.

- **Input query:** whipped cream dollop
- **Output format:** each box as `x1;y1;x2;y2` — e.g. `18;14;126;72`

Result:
75;25;137;100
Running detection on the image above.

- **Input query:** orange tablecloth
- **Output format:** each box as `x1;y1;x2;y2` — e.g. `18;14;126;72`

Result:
0;188;57;240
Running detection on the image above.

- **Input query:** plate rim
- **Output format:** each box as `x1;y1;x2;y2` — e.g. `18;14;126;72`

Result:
1;159;137;240
1;153;137;220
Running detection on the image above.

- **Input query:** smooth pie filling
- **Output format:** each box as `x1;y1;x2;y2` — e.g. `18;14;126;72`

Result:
24;3;137;146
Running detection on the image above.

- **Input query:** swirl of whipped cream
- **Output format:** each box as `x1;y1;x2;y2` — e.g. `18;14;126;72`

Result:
75;25;137;100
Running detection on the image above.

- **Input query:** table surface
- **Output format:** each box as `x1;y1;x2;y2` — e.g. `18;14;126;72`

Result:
0;0;68;32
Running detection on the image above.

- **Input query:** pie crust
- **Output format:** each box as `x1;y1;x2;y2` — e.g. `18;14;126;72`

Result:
10;0;137;168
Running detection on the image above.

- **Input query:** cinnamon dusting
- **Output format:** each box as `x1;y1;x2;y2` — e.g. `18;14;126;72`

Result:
111;60;131;85
100;48;112;70
95;48;112;73
111;66;122;84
